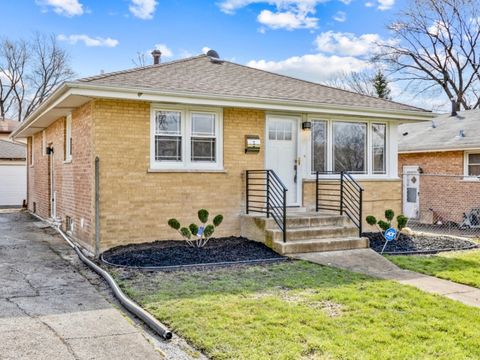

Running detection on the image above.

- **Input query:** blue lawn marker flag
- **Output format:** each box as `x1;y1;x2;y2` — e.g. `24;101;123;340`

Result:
381;228;397;254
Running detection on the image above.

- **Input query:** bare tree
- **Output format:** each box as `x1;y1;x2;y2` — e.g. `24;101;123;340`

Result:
324;70;377;97
0;33;74;121
376;0;480;110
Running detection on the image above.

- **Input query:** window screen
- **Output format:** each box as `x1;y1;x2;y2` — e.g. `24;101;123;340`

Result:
155;111;182;161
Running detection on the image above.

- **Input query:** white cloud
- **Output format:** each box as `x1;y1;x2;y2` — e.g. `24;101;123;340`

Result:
247;53;372;83
218;1;338;30
129;0;157;19
339;0;352;4
315;31;392;57
153;44;173;58
36;0;84;16
257;9;318;29
332;11;346;22
377;0;394;10
365;2;374;7
202;47;211;54
58;34;119;47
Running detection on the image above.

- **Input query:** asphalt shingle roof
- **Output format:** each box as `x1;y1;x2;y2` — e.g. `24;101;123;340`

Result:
0;119;19;133
0;140;26;159
77;55;425;113
399;110;480;152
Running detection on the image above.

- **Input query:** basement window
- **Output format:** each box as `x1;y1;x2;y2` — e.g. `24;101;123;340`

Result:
150;106;223;170
65;216;73;233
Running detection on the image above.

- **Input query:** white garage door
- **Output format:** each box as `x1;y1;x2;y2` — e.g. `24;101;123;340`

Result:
0;165;26;206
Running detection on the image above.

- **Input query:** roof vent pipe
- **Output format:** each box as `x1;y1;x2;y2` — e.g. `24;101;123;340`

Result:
459;129;465;137
431;120;436;128
451;98;458;117
151;50;162;65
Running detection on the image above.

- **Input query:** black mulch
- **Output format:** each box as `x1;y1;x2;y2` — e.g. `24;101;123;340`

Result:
364;232;478;255
101;236;285;268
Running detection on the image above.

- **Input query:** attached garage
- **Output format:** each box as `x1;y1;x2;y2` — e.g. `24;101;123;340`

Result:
0;139;27;207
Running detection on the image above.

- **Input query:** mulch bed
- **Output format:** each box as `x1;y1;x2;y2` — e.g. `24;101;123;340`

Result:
101;236;285;269
364;232;478;255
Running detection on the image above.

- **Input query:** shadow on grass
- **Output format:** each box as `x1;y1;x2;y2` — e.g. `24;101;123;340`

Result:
113;260;382;303
387;253;480;288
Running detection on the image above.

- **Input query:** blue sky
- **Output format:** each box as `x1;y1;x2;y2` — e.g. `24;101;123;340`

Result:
2;0;436;107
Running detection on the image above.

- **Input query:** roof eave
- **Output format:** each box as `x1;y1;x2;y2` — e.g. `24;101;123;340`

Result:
14;81;435;138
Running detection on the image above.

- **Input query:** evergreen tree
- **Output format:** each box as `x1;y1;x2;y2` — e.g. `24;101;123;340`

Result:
373;70;391;99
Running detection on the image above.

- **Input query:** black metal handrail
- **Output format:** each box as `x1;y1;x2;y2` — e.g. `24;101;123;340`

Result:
315;171;364;236
246;170;287;242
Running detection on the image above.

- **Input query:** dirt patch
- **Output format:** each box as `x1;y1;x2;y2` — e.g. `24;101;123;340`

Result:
102;237;285;268
365;232;478;254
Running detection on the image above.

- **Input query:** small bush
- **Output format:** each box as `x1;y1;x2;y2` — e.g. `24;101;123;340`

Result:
167;209;224;248
385;209;395;221
365;209;409;242
397;215;408;230
377;220;391;232
366;216;377;226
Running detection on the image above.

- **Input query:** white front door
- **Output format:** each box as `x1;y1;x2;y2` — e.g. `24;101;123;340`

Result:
266;116;299;206
403;165;420;219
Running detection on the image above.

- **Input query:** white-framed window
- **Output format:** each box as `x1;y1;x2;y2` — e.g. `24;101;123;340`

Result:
150;106;223;170
310;119;389;176
465;152;480;177
65;114;72;162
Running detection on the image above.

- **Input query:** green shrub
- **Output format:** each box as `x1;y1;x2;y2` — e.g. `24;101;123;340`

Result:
365;209;409;242
167;209;224;248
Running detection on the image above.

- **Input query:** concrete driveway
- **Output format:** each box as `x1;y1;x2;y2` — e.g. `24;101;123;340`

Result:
0;211;167;360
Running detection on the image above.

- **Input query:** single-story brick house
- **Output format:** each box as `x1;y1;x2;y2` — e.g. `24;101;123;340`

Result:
0;119;26;207
12;52;432;255
398;108;480;225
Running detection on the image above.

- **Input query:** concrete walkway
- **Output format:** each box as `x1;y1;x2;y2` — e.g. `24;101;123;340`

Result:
0;211;203;360
293;249;480;308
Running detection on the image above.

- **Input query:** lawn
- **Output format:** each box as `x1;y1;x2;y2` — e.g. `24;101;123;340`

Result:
387;249;480;289
113;261;480;360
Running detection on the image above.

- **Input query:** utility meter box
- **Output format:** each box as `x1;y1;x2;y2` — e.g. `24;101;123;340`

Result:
245;135;261;153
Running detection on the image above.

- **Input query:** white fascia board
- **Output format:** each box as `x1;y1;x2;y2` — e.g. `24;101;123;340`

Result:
399;147;480;154
68;83;435;122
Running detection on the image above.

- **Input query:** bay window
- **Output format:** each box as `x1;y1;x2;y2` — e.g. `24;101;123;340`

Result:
151;107;223;170
311;120;327;173
311;120;389;176
333;122;367;174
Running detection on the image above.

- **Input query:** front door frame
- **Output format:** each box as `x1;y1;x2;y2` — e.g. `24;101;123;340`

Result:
402;165;420;219
265;114;302;207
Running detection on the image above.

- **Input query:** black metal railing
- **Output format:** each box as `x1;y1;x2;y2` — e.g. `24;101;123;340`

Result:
316;171;364;236
246;170;288;242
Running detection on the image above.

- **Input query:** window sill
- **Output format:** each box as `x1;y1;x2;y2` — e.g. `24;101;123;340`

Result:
303;176;401;183
461;177;480;182
148;168;227;174
63;159;72;164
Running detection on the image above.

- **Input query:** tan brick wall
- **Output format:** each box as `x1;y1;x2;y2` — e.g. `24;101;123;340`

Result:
302;179;402;231
92;100;265;250
399;151;480;224
27;102;95;250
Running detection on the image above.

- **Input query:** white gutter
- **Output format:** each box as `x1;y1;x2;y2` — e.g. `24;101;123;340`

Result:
399;147;480;154
12;81;435;138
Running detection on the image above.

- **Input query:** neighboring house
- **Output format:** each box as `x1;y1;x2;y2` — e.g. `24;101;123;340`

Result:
11;52;432;254
398;108;480;225
0;119;27;207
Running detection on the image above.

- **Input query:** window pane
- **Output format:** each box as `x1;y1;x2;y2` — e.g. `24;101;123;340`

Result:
333;122;367;174
191;138;216;162
156;111;181;134
192;113;215;136
372;123;386;174
155;136;182;161
311;121;327;173
469;154;480;165
469;165;480;176
406;188;417;203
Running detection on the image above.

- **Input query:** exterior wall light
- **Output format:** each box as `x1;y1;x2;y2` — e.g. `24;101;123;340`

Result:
302;121;312;130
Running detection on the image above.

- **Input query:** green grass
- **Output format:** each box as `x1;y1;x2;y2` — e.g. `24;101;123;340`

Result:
387;249;480;289
113;261;480;360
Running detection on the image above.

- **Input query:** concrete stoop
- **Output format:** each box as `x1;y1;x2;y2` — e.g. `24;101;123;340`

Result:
240;210;369;255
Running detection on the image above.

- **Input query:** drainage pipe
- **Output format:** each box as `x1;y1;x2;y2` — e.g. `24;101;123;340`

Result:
55;226;173;340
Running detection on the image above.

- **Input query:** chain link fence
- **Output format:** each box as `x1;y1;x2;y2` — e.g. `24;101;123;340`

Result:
402;172;480;239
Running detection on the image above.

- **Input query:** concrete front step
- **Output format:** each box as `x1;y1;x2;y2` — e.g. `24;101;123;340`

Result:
261;213;350;230
272;237;369;255
266;225;359;242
